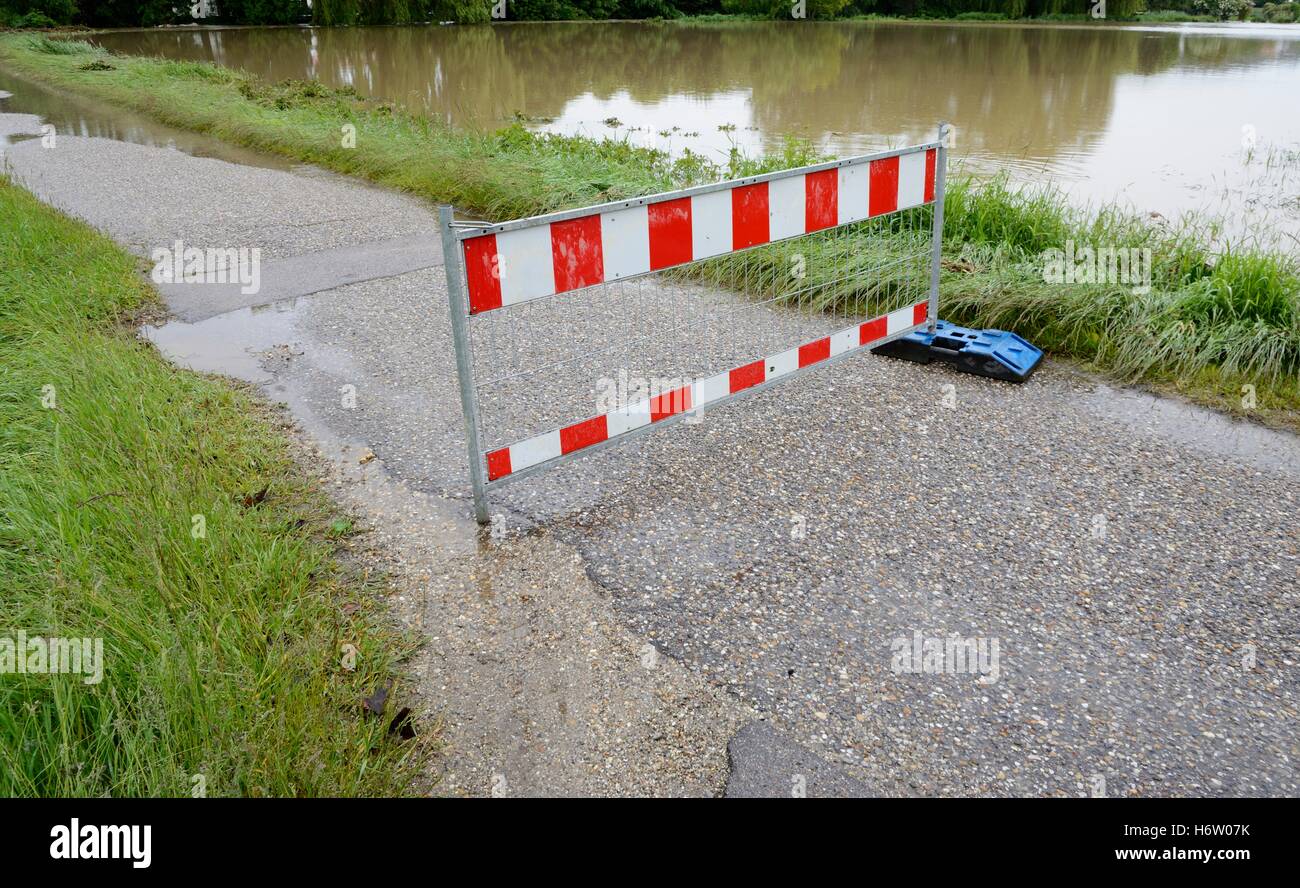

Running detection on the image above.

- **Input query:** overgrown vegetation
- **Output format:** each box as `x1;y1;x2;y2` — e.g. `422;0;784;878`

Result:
0;170;425;795
0;32;1295;423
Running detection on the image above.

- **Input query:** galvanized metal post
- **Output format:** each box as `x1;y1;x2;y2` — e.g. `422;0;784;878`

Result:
440;204;490;524
926;122;949;333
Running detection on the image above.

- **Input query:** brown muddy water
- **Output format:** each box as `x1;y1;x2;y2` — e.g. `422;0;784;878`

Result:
86;20;1300;248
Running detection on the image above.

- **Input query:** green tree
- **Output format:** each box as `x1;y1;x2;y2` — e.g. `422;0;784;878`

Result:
615;0;683;16
722;0;851;18
428;0;491;21
1192;0;1253;17
312;0;426;24
74;0;186;26
215;0;310;24
0;0;78;25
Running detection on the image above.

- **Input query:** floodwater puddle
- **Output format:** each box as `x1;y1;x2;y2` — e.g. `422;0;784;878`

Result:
140;299;302;383
141;298;481;556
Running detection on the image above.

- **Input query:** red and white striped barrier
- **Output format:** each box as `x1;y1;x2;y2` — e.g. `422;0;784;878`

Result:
460;146;937;315
442;135;948;523
484;301;929;481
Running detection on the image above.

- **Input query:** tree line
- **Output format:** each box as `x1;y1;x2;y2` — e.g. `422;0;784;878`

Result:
1;0;1274;29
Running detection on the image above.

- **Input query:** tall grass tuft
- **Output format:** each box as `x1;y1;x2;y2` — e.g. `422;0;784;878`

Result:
23;36;100;56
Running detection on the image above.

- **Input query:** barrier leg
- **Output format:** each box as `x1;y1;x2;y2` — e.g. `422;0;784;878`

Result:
440;205;491;524
927;121;948;333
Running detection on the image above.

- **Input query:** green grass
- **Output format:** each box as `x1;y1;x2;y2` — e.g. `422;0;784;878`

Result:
20;35;93;55
0;32;1296;424
0;176;426;796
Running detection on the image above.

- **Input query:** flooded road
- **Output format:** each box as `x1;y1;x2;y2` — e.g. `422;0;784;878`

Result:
87;20;1300;246
0;64;293;171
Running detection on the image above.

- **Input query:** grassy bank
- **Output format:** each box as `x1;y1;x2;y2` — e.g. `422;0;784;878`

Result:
0;33;1295;425
0;175;423;796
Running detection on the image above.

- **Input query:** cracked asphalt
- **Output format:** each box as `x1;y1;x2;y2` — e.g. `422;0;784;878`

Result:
4;91;1297;797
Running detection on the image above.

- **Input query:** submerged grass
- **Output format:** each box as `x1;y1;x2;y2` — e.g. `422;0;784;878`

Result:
0;177;424;796
0;32;1295;420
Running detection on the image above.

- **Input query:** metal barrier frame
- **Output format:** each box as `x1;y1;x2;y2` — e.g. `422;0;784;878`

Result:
442;124;949;523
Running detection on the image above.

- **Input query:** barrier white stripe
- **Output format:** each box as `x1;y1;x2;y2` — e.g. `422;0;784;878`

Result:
886;305;917;335
898;150;928;210
510;428;562;473
606;401;651;438
767;346;800;380
498;224;555;307
838;163;871;225
600;205;650;281
693;371;732;408
691;189;732;260
829;327;858;358
768;174;806;242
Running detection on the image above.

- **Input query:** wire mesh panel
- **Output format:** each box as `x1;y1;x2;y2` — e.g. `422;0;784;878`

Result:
442;137;947;522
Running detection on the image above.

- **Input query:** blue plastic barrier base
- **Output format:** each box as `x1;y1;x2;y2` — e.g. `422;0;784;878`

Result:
871;320;1043;383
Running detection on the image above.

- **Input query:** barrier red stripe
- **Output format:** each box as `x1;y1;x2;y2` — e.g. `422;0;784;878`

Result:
799;337;831;367
805;169;838;232
914;302;929;326
860;316;888;345
560;415;608;454
463;234;502;314
730;359;766;394
731;182;770;250
924;149;937;204
551;215;604;293
869;156;899;217
650;385;693;422
486;447;512;482
648;197;693;270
